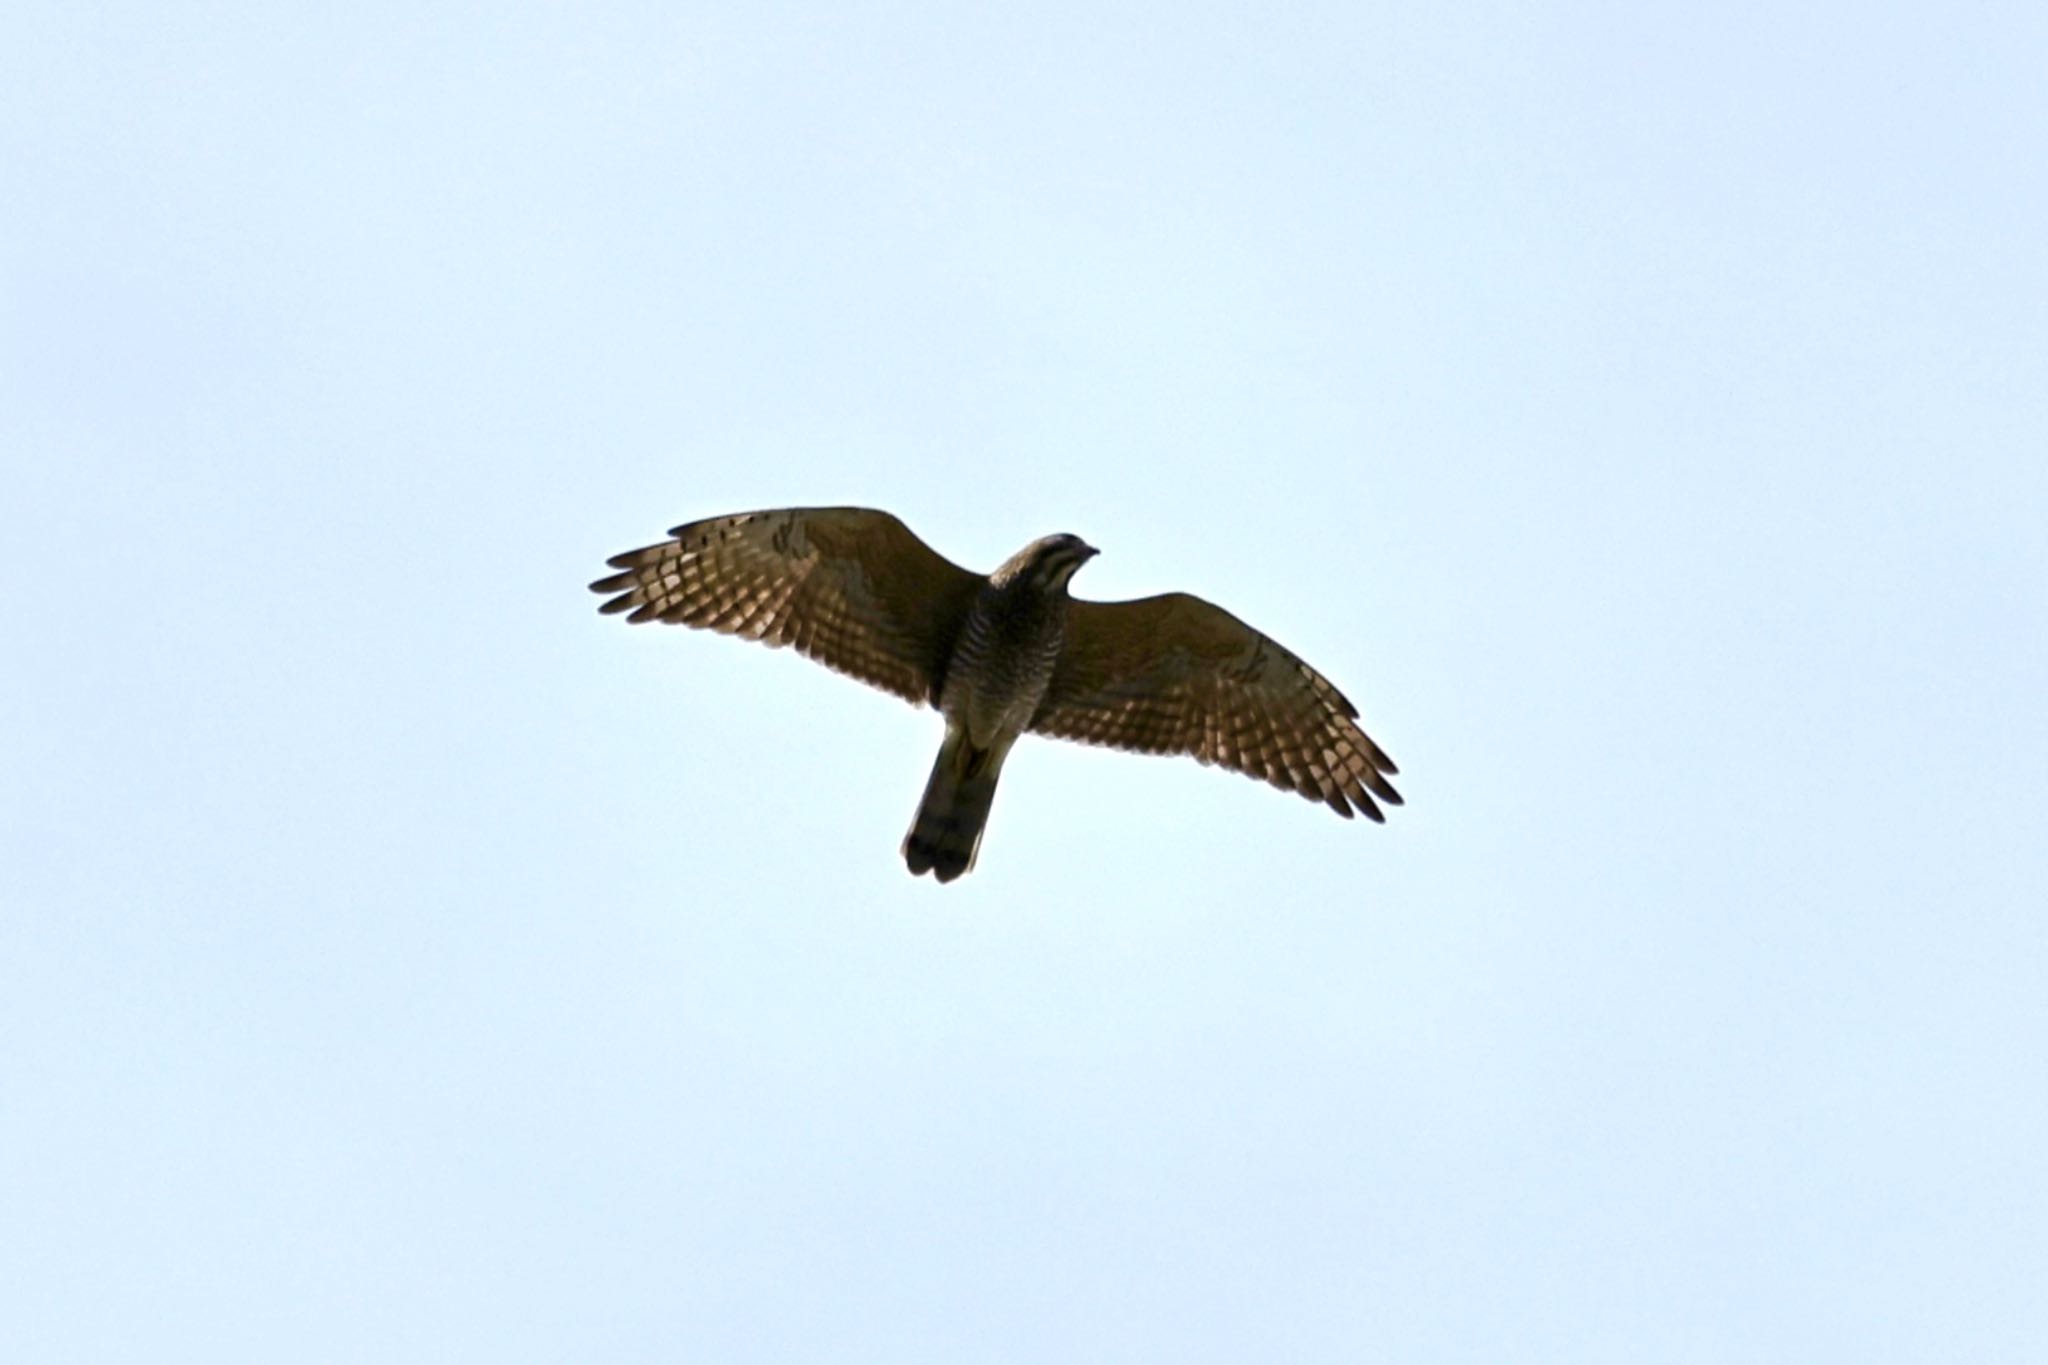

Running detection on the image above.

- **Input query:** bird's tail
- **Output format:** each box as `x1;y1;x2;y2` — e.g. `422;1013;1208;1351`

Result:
902;729;1008;884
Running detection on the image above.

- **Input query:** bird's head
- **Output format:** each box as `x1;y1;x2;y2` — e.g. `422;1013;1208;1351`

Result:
997;532;1099;593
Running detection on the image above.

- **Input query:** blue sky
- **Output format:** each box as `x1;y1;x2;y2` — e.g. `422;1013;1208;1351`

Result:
4;2;2043;1359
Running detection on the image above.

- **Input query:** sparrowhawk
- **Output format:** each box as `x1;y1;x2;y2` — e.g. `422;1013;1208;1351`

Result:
590;507;1401;882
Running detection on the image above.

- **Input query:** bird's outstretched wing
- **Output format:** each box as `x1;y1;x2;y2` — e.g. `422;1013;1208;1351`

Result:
1030;593;1402;819
590;507;982;707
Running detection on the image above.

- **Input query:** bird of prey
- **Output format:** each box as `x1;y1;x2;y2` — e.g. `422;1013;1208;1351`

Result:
590;507;1401;883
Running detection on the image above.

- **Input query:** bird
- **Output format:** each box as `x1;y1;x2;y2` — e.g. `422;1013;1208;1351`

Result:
589;506;1401;883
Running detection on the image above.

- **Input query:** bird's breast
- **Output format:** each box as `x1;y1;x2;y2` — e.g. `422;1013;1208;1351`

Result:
942;594;1065;748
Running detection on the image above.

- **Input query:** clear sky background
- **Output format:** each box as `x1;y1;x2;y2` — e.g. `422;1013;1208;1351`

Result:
4;2;2043;1360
